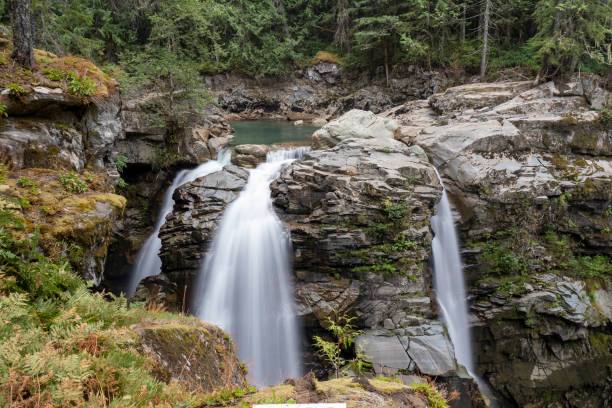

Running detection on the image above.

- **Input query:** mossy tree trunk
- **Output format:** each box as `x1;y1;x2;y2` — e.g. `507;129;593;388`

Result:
10;0;34;69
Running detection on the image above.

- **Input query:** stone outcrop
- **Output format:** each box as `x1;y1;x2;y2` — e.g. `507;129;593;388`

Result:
134;317;247;392
0;86;122;172
311;109;400;149
206;65;464;120
231;144;270;168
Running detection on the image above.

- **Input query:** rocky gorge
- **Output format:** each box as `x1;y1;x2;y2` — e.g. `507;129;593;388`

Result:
1;42;610;407
147;76;610;407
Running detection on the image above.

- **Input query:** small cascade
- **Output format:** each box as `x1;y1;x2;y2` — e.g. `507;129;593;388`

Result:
126;150;231;296
192;147;307;386
431;170;496;406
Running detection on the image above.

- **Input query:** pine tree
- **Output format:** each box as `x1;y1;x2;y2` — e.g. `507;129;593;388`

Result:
531;0;611;79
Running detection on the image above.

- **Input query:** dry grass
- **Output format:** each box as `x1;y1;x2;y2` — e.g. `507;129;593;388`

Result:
312;51;342;65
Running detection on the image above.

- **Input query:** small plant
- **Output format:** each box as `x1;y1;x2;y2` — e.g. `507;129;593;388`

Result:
313;312;367;378
599;107;611;127
0;104;7;119
0;55;5;65
55;123;69;130
7;83;25;96
116;178;128;189
59;171;88;194
23;68;31;75
18;177;34;187
66;71;97;96
28;187;40;195
381;197;408;221
42;68;64;81
410;382;450;408
115;154;128;173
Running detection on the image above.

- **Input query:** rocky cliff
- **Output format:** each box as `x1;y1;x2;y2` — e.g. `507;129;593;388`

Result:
153;75;610;407
207;63;464;121
384;76;612;406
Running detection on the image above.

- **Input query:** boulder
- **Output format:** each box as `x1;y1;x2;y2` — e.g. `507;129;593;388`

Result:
356;330;412;376
310;109;400;149
406;333;458;377
134;318;247;392
231;144;270;168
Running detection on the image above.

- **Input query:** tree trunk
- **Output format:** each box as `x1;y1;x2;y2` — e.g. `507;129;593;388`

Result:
384;40;389;88
460;4;466;42
273;0;289;38
480;0;491;80
10;0;34;68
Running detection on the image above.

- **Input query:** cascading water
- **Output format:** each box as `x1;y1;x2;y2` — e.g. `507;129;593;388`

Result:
192;147;308;386
126;150;231;296
431;170;496;406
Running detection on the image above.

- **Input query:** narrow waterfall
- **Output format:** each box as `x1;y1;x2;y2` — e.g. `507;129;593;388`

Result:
192;147;308;386
126;151;231;296
431;171;496;406
430;176;474;373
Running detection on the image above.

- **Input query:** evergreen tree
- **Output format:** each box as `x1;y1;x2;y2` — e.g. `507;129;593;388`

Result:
531;0;611;79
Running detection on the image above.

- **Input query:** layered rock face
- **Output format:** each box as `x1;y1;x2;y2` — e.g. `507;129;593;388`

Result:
103;93;234;292
269;117;478;384
206;63;464;120
0;84;126;283
385;76;611;406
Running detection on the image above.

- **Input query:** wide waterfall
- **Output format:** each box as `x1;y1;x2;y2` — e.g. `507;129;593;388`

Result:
126;150;231;296
192;147;308;386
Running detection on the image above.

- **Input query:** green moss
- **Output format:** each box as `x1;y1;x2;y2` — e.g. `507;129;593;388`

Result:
589;332;612;354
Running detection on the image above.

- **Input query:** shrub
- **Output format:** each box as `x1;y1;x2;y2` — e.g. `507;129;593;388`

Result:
59;171;88;194
18;177;34;187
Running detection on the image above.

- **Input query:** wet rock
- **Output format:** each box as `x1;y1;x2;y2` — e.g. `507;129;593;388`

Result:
231;144;270;168
158;165;248;309
356;330;412;376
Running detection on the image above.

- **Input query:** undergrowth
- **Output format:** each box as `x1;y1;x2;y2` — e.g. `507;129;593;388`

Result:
0;208;205;407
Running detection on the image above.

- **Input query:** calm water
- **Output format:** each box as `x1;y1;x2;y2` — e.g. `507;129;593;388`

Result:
230;120;319;145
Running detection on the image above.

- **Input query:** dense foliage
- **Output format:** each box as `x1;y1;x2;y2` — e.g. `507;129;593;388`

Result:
0;0;609;80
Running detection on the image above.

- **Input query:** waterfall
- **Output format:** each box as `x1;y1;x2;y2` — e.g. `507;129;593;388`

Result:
126;150;231;297
192;147;308;386
430;174;474;373
431;171;496;406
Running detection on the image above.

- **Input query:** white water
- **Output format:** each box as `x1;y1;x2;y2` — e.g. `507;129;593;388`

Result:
126;150;231;296
192;147;308;386
431;175;474;373
431;171;496;406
